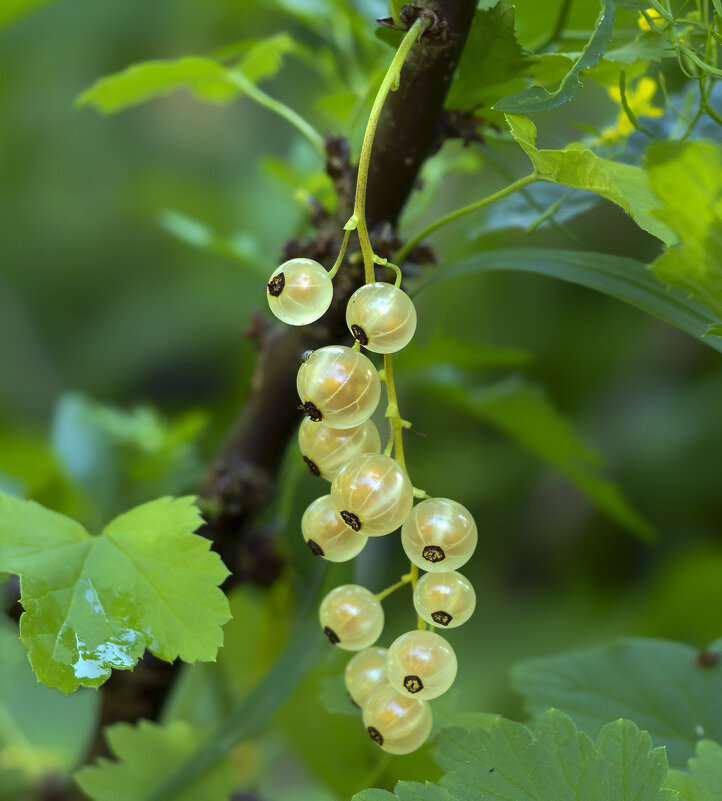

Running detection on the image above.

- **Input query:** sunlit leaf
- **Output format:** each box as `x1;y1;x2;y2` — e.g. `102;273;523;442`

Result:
75;720;235;801
505;113;677;244
648;141;722;320
0;493;230;692
513;637;722;768
416;248;722;355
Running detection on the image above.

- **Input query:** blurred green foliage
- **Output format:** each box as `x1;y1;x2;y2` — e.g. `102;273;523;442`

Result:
1;0;721;799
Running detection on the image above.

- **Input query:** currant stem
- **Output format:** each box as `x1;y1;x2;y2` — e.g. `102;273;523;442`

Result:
409;561;425;629
383;353;406;470
375;572;412;601
228;71;325;155
394;172;539;265
328;228;352;279
354;17;426;283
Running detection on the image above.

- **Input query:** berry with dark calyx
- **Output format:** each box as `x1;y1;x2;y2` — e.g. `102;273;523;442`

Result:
362;686;432;755
401;497;478;572
297;345;381;429
344;647;390;707
266;258;333;326
346;282;417;354
302;495;368;562
319;584;384;651
331;453;414;537
298;418;381;481
413;570;476;628
385;630;458;700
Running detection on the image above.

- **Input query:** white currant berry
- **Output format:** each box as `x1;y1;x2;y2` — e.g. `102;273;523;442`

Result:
413;571;476;628
362;686;432;755
346;282;417;354
266;258;333;326
330;453;413;537
298;418;381;480
401;497;477;572
301;495;368;562
297;345;381;428
344;647;390;708
385;630;457;700
319;584;384;651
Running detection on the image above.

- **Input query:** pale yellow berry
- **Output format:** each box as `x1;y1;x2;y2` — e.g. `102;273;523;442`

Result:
297;345;381;429
385;630;457;700
301;495;367;562
401;497;477;572
413;571;476;628
330;453;413;537
344;647;390;708
267;258;333;326
362;686;432;755
298;418;381;480
346;282;417;354
319;584;384;651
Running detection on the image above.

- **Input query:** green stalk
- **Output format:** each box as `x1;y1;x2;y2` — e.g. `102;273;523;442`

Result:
394;173;539;265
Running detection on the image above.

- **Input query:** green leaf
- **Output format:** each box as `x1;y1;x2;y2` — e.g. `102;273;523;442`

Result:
318;673;358;716
0;621;99;782
648;142;722;320
397;332;533;372
237;32;298;83
667;740;722;801
423;375;653;539
0;0;53;30
494;0;623;113
76;57;240;114
75;720;235;801
512;637;722;768
390;711;674;801
0;493;230;692
504;114;677;245
445;1;529;111
415;248;722;356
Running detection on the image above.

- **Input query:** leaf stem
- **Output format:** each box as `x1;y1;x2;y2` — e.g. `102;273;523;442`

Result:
394;173;539;265
229;71;325;155
389;0;403;28
618;70;658;139
327;228;352;279
354;18;426;282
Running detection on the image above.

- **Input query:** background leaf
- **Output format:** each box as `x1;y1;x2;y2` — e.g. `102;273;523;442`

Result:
75;720;235;801
512;637;722;768
415;248;722;355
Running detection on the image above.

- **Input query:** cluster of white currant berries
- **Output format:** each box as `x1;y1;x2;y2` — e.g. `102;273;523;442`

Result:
267;256;478;755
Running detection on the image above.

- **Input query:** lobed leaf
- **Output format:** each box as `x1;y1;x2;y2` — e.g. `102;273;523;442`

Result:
0;493;230;692
647;142;722;322
504;113;677;245
512;637;722;768
666;740;722;801
75;720;235;801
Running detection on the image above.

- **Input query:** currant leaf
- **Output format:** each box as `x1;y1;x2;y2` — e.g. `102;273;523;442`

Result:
666;740;722;801
0;493;230;692
504;113;678;245
513;637;722;768
75;720;235;801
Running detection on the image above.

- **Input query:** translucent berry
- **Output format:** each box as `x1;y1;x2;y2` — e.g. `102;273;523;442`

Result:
413;571;476;628
401;497;477;572
301;495;368;562
362;686;432;755
344;647;390;708
385;630;457;700
266;258;333;326
298;418;381;480
319;584;384;651
331;453;413;537
297;345;381;428
346;282;417;354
